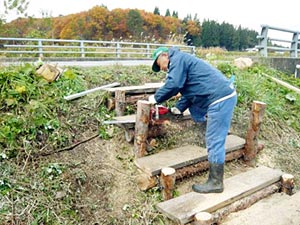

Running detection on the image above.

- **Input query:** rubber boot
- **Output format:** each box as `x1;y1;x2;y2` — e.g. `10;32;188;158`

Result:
192;163;224;193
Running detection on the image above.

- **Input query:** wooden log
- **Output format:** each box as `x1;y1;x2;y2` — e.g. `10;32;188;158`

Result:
160;167;176;200
106;98;115;111
211;183;280;224
124;129;135;143
115;89;126;116
106;94;149;111
281;174;294;195
244;101;266;166
175;148;247;180
134;100;151;158
194;212;213;225
137;149;244;190
136;172;157;191
156;166;283;224
125;94;148;104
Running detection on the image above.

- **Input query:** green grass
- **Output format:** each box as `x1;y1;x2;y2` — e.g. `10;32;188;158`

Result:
1;58;300;224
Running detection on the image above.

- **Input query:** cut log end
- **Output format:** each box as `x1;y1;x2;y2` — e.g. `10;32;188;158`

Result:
194;212;213;225
161;167;176;176
281;173;294;195
253;100;267;106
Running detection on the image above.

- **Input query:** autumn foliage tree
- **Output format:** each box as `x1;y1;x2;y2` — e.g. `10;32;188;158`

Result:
0;5;258;49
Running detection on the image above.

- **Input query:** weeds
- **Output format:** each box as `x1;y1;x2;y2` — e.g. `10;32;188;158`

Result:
1;59;300;224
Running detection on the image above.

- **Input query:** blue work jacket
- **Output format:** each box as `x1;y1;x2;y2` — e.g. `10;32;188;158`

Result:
154;47;234;122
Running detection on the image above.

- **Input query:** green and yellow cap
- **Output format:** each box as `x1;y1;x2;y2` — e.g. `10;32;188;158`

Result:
152;47;168;72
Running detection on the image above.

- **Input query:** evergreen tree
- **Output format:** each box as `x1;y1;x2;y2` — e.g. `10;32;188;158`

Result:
126;9;144;38
219;22;235;50
165;9;171;17
172;11;178;18
201;19;220;47
237;25;248;50
153;7;160;15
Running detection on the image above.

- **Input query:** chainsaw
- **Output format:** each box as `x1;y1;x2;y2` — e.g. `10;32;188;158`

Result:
150;105;184;123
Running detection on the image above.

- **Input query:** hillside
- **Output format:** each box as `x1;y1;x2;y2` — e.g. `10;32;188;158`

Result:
0;54;300;224
0;6;258;50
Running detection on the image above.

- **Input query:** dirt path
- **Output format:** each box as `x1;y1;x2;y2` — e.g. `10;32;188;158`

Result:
221;191;300;225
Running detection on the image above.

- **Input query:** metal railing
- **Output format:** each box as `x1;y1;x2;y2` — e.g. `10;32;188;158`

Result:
256;25;300;57
0;37;195;59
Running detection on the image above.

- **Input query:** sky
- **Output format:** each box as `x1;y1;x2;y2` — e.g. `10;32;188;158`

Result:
1;0;300;39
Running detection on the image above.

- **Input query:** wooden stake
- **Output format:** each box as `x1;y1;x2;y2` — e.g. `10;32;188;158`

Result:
194;212;212;225
281;174;294;195
160;167;176;200
244;101;266;166
115;89;126;116
134;100;151;158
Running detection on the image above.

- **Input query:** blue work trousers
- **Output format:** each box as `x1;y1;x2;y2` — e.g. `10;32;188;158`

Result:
205;94;237;164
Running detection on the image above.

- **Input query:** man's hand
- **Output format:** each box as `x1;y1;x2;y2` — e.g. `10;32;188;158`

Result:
148;95;157;104
170;107;182;115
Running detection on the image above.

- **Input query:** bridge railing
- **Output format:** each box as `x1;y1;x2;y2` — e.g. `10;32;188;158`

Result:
0;37;195;59
256;25;299;57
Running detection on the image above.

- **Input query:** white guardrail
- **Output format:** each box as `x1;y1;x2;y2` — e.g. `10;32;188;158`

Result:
256;25;300;57
0;37;195;59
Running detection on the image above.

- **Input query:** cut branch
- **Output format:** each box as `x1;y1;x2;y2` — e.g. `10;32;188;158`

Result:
38;133;99;157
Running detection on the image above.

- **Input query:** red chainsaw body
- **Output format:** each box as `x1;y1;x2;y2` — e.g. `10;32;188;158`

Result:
150;105;170;123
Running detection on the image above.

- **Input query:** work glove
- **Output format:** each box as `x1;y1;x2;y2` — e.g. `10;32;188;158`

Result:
169;107;183;120
170;107;182;115
148;95;157;104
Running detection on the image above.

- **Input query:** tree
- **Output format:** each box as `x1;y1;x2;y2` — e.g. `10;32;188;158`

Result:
127;9;144;39
3;0;29;18
172;11;178;18
165;9;171;17
107;8;129;39
201;19;220;47
182;14;201;46
219;22;235;50
153;6;160;15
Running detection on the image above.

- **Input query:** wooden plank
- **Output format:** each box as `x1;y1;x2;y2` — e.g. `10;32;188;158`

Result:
103;114;136;125
156;166;284;224
135;135;245;176
105;83;164;94
104;109;191;125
